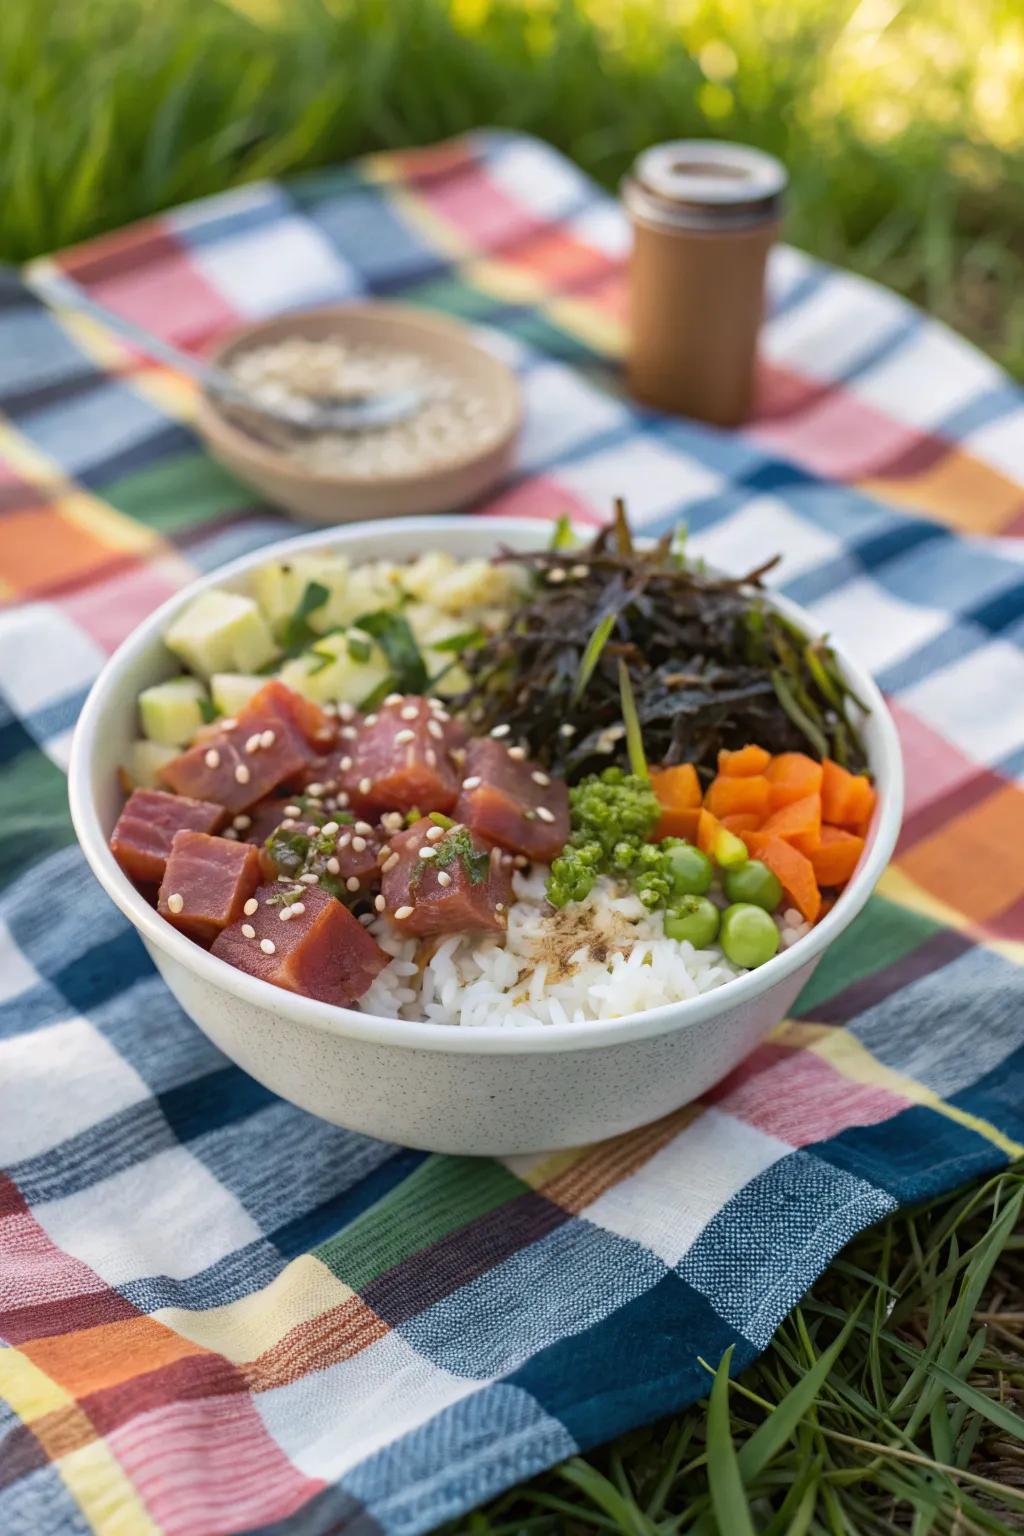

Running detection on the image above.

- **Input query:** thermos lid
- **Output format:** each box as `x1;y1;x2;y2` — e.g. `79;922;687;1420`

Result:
624;140;787;232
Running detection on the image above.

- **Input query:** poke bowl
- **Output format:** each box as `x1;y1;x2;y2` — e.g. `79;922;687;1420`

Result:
69;513;903;1155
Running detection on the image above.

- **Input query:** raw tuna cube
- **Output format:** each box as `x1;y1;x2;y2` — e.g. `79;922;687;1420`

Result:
211;884;387;1006
158;830;261;945
337;696;460;816
237;795;296;848
381;816;513;937
159;682;324;813
454;737;569;862
110;788;226;886
257;811;382;895
331;820;384;894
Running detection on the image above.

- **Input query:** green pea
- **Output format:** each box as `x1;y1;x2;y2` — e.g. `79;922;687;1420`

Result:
719;903;780;969
723;859;783;912
665;842;714;897
664;896;720;949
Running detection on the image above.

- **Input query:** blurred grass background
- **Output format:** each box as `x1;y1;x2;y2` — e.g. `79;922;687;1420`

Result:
5;0;1024;375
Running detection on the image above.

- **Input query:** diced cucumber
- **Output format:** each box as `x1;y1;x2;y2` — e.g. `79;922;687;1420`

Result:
123;738;179;789
138;676;208;746
164;590;278;678
252;555;361;636
279;629;391;706
250;562;305;630
210;672;266;718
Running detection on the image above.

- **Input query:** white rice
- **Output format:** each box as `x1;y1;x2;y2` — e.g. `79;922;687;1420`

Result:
357;868;806;1028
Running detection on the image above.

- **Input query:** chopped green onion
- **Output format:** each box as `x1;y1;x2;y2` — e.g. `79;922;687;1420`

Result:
618;659;648;780
549;514;576;551
279;580;330;656
355;609;429;693
573;613;615;703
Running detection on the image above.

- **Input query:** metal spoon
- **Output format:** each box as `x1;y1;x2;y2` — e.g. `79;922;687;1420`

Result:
21;273;423;435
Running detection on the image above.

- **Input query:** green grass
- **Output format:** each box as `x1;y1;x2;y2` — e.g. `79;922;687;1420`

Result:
4;0;1024;377
445;1168;1024;1534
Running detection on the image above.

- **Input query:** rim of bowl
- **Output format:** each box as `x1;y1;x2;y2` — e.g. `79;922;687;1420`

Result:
195;303;524;490
69;515;904;1057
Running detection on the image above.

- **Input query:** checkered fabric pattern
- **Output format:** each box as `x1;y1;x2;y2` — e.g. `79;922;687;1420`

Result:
1;132;1023;1536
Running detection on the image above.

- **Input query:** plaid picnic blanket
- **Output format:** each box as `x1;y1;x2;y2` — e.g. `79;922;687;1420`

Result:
1;131;1023;1536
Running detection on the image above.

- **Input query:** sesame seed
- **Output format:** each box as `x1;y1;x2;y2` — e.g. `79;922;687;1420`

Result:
358;777;372;795
426;825;445;841
384;692;403;706
514;854;529;868
260;938;276;955
355;821;373;836
338;703;356;722
536;806;556;823
321;820;339;837
245;733;262;754
261;729;276;749
284;805;301;817
374;894;386;912
531;770;550;786
395;729;415;745
279;907;294;921
547;567;566;583
382;852;400;872
436;870;452;887
339;755;353;772
336;791;350;807
462;775;481;790
167;892;184;914
223;828;238;839
394;905;414;921
434;709;450;722
338;831;352;849
234;764;250;785
400;704;419;721
243;898;259;916
306;824;320;837
382;812;404;833
495;902;505;912
418;846;436;860
326;856;340;875
346;876;360;892
220;717;237;730
559;723;575;737
291;902;305;916
569;564;589;578
233;814;251;830
363;714;378;727
490;723;510;738
425;748;437;767
241;923;256;939
281;818;297;831
351;836;367;852
306;782;324;797
300;873;319;885
204;748;221;769
427;719;444;739
341;725;358;740
508;745;526;761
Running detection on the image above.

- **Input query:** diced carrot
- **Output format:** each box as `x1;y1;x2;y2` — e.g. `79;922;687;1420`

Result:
721;813;762;833
650;763;703;842
717;744;771;777
704;774;771;819
821;759;876;829
765;752;823;809
651;764;701;809
742;832;821;924
696;808;721;858
654;806;701;842
760;792;822;855
809;826;864;887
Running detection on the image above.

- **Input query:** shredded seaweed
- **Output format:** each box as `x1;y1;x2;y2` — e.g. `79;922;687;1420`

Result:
452;505;868;781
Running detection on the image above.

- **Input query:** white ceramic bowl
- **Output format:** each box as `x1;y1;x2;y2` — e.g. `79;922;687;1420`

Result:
69;517;903;1155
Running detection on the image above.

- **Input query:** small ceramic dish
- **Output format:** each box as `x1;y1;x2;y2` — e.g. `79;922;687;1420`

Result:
194;304;522;523
69;517;903;1156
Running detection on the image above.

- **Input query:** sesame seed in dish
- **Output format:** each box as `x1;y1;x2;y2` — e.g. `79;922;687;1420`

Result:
226;336;514;479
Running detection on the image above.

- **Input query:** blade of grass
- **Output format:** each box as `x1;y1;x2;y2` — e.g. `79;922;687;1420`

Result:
705;1346;756;1536
929;1365;1024;1442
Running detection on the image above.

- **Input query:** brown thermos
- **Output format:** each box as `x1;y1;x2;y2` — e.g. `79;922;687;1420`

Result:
623;141;787;427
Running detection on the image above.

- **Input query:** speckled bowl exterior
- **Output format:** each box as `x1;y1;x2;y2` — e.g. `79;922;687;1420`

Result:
69;518;903;1155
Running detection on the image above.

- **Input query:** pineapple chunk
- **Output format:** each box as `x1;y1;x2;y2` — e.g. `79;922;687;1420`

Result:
279;630;391;707
122;739;179;789
138;676;208;746
210;673;267;718
164;590;278;678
